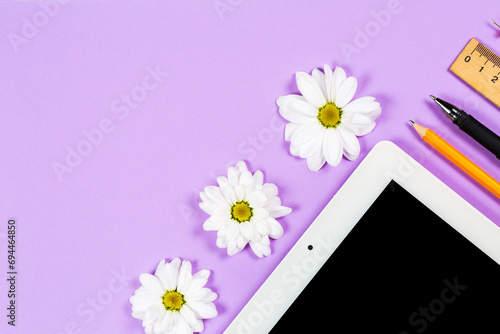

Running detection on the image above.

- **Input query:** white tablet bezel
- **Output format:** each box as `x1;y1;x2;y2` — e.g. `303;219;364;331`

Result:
224;140;500;334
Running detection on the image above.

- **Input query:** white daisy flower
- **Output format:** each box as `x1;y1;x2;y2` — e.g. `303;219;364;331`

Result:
277;65;381;171
199;161;292;258
130;258;218;334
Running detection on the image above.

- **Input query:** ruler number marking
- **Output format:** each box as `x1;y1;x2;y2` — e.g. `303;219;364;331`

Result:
451;38;500;108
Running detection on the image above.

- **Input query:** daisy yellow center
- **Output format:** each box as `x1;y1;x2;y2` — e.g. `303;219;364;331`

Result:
317;102;342;128
231;200;253;223
162;290;185;311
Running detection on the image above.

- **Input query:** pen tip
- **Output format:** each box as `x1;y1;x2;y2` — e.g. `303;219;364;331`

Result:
430;95;437;101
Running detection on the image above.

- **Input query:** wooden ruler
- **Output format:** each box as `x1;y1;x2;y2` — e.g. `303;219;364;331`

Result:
450;38;500;108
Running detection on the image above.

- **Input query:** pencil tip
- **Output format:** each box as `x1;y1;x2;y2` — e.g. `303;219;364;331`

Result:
492;19;500;28
409;120;415;125
430;95;437;101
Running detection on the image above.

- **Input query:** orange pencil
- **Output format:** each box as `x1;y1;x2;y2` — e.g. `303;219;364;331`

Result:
410;121;500;199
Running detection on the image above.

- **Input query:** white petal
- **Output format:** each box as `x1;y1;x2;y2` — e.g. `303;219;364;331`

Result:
154;313;168;334
276;94;302;109
221;186;237;205
323;129;343;166
290;121;323;146
342;96;377;114
176;260;193;294
235;160;248;173
289;143;300;156
216;220;230;240
268;205;291;219
239;222;255;241
185;288;208;303
247;190;267;207
259;235;270;246
187;270;210;294
139;274;165;296
252;170;264;187
227;167;240;186
200;186;227;207
199;186;227;213
185;287;216;303
296;71;327;108
284;122;300;141
216;236;227;248
279;97;318;123
331;66;347;103
366;106;382;120
133;285;151;296
234;185;245;202
203;217;221;231
324;64;334;102
236;235;247;249
130;294;162;311
187;301;218;319
172;312;192;334
239;171;253;187
265;195;281;209
252;207;269;219
343;97;381;121
266;217;284;239
154;260;174;291
306;147;326;171
261;183;278;197
144;322;154;334
216;176;229;188
335;76;357;108
311;68;327;99
253;219;271;236
193;319;204;333
154;259;166;277
225;220;240;241
249;239;271;258
347;113;376;136
338;125;360;161
145;303;165;321
199;199;214;215
180;306;199;330
158;311;174;333
163;258;181;291
295;127;324;159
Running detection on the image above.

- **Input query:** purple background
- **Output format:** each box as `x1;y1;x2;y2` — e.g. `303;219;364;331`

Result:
1;1;500;333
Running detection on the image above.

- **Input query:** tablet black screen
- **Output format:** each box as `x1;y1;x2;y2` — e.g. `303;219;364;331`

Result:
271;180;500;333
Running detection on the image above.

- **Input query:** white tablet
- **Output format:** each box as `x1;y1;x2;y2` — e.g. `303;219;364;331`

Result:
224;141;500;334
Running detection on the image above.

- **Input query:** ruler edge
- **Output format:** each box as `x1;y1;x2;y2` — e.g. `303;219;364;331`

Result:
450;37;500;109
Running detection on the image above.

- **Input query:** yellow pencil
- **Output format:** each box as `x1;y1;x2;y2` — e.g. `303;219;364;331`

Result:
410;121;500;199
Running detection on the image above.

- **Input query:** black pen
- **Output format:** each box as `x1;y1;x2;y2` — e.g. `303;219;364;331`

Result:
430;95;500;160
